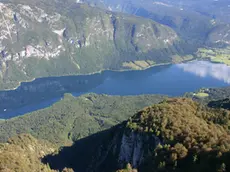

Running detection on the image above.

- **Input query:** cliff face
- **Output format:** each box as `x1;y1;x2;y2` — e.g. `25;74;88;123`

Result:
0;1;186;90
118;130;161;169
87;126;160;172
118;131;147;168
40;120;161;172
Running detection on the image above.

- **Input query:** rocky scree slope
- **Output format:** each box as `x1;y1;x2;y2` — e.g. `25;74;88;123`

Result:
0;1;186;90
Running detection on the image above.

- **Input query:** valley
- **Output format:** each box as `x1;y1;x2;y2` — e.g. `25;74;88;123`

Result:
1;0;230;172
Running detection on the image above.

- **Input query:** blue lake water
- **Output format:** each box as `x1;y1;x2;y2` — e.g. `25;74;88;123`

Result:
1;60;230;119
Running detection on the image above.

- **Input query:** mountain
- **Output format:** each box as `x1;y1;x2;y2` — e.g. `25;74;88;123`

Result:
42;98;230;172
80;0;211;41
0;1;191;90
82;0;230;47
206;24;230;47
162;0;230;23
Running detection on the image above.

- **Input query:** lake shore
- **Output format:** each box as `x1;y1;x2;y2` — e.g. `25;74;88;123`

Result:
2;78;36;91
0;58;199;92
0;62;172;91
0;60;229;119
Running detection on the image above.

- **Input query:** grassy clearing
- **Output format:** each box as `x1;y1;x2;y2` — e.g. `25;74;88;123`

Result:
122;60;156;70
195;92;209;98
196;47;230;65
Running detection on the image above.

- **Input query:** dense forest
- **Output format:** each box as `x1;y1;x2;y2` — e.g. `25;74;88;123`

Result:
0;93;165;145
2;95;230;172
127;98;230;172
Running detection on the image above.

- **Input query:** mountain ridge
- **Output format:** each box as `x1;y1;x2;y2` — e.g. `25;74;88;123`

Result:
41;97;230;172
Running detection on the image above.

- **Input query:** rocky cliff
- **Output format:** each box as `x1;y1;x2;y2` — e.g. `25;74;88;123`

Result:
42;98;230;172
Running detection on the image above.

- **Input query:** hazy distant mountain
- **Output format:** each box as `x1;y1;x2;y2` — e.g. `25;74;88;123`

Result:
82;0;230;46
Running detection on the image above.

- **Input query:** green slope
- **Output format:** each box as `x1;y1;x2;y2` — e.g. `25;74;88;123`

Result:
0;93;165;145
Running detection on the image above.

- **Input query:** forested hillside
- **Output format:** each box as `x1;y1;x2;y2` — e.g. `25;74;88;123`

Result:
1;93;230;171
40;98;230;172
0;93;165;145
0;0;192;90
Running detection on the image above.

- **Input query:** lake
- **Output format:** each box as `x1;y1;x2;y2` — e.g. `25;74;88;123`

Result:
0;60;230;119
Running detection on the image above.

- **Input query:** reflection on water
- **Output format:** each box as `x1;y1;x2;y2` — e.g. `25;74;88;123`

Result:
177;61;230;84
0;65;169;119
0;61;230;119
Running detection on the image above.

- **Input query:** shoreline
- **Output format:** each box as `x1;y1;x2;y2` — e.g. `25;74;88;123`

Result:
0;59;229;119
0;62;172;91
0;59;198;91
3;78;36;91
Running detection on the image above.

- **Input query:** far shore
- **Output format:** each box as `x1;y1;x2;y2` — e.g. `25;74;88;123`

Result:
3;78;36;91
0;58;202;91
